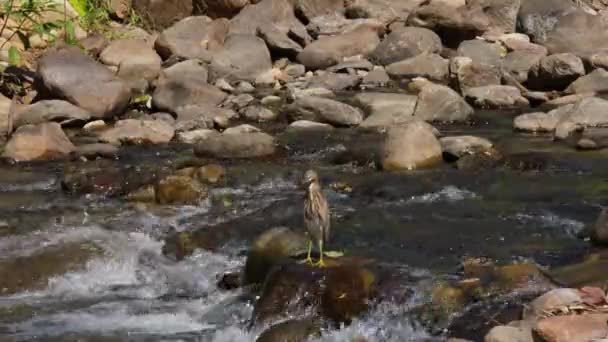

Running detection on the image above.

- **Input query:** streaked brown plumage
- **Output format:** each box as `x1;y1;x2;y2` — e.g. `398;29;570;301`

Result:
303;169;330;267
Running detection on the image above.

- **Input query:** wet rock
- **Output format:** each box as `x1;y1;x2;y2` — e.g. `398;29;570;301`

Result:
544;11;608;56
3;123;75;162
386;53;449;82
297;25;380;70
194;0;249;19
256;318;321;342
502;50;547;83
241;106;277;122
413;81;474;122
440;135;493;159
244;227;308;285
591;208;608;246
517;0;576;44
353;92;417;128
307;72;360;91
484;325;533;342
451;57;502;93
286;96;363;126
306;13;383;38
217;271;242;291
97;119;175;145
175;105;237;131
223;124;262;135
152;64;227;113
345;0;424;25
528;53;585;91
287;120;334;131
523;288;582;322
209;34;272;83
465;85;529;108
193;130;276;158
132;0;193;29
37;47;131;119
513;110;565;133
14;100;91;128
100;38;161;84
195;164;226;184
73;143;119;160
456;40;504;68
565;68;608;94
554;97;608;139
456;151;502;171
326;59;374;73
154;16;228;60
368;27;442;66
155;175;207;205
575;127;608;150
533;314;608;342
176;129;216;144
382;120;443;171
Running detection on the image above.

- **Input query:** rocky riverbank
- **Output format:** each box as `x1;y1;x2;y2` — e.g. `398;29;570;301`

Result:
2;0;608;341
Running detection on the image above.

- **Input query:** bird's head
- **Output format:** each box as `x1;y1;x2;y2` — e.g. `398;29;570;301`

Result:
302;169;319;187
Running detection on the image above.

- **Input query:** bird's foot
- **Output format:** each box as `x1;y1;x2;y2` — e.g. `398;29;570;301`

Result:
313;259;327;268
300;256;315;265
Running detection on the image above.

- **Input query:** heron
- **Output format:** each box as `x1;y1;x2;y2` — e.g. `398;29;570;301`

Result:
302;169;330;268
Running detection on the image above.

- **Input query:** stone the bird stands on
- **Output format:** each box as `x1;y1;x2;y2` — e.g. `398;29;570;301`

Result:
302;169;331;268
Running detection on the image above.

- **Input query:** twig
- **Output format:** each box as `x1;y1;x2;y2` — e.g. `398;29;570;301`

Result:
7;95;16;139
0;0;16;41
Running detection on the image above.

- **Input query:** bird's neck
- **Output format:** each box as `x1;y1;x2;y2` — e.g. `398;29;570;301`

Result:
307;182;320;196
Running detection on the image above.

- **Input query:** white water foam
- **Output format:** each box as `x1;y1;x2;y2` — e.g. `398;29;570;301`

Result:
514;211;585;236
407;186;479;204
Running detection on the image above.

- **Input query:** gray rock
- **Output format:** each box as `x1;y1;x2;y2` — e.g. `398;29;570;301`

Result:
294;0;344;22
513;109;568;133
555;97;608;139
286;96;363;126
386;53;449;82
456;39;504;67
3;122;75;162
307;72;360;91
451;57;501;93
37;47;131;119
590;50;608;69
176;128;216;144
523;288;582;322
528;53;585;90
361;68;390;87
565;68;608;94
469;0;521;34
287;120;334;131
258;24;305;58
297;25;380;70
346;0;426;26
413;82;474;122
353;92;417;127
154;16;229;60
209;34;272;83
465;85;529;108
502;50;547;83
193;130;276;158
14;100;91;128
545;11;608;57
98;119;175;145
382;120;443;171
306;13;383;38
517;0;576;44
368;27;442;66
484;325;533;342
158;59;209;85
225;94;255;110
241;105;278;122
440;135;493;158
192;0;249;19
284;64;306;78
175;105;237;131
0;94;11;141
592;207;608;245
73;143;119;159
132;0;193;29
326;59;374;73
101;38;161;79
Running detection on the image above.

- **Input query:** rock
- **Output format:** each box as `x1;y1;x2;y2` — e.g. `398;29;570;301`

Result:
555;97;608;139
244;227;308;284
297;25;380;70
14;100;91;128
353;92;417;128
544;11;608;57
470;0;521;34
294;0;344;21
381;120;443;171
465;85;529;108
286;96;363;126
306;72;360;91
37;47;131;119
502;50;547;83
590;50;608;69
456;40;504;67
533;314;608;342
386;53;449;82
451;57;502;93
258;25;305;59
523;288;583;321
362;67;391;87
256;318;320;342
176;129;216;144
193;130;276;158
241;106;278;122
565;68;608;94
484;325;533;342
326;59;374;73
73;143;119;159
287;120;334;131
100;38;161;83
78;33;108;57
209;34;272;83
368;27;442;66
193;0;249;19
223;124;261;135
290;87;335;99
152;64;227;113
284;63;306;78
528;53;585;91
513;110;566;133
154;16;229;60
225;94;255;110
345;0;426;26
440;135;493;159
97;119;175;145
155;175;207;205
173;105;213;131
0;94;11;141
591;208;608;246
413;82;474;122
3;123;75;162
132;0;193;29
408;2;489;48
306;13;384;38
517;0;576;44
195;164;226;184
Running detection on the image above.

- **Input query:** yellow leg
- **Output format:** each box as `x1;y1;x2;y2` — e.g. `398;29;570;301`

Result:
304;240;314;265
314;239;326;268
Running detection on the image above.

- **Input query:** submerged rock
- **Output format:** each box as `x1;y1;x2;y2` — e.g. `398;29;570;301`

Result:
554;97;608;140
353;92;417;128
381;121;443;171
256;318;321;342
465;85;529;108
155;175;208;205
97;119;175;145
565;68;608;95
413;82;474;122
591;208;608;246
194;129;276;159
3;122;75;162
440;135;493;160
533;314;608;342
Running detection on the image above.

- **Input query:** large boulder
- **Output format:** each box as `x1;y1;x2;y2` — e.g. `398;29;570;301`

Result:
456;39;504;68
565;68;608;94
294;0;344;22
100;38;162;88
193;0;249;18
591;207;608;246
533;314;608;342
381;120;443;171
132;0;193;29
513;109;568;133
451;56;501;93
306;72;360;91
368;27;442;66
193;128;276;158
154;16;229;60
286;96;364;126
386;53;449;82
484;325;533;342
14;100;91;128
544;11;608;57
554;97;608;139
306;13;383;38
3;122;75;162
517;0;577;44
413;81;474;122
468;0;521;34
208;34;272;83
36;47;131;119
297;24;380;70
502;50;547;83
440;135;493;159
97;119;175;145
465;85;529;108
353;92;417;127
345;0;426;26
528;53;585;91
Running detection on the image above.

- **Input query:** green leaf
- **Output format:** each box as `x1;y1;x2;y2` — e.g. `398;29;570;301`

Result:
65;20;77;44
324;251;344;258
68;0;88;17
7;47;22;67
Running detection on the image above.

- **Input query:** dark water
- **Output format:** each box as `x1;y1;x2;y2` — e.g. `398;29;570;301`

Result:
0;108;605;341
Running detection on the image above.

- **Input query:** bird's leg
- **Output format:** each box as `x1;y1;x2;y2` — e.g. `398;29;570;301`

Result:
314;239;326;268
304;240;314;265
